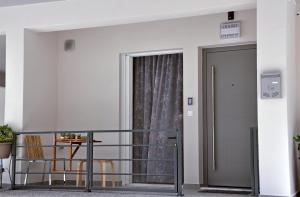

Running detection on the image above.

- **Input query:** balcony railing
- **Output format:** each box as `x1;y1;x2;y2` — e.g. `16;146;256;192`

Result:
10;129;183;196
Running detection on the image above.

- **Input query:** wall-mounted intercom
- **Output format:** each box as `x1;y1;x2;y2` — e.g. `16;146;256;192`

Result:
261;72;281;99
187;97;193;106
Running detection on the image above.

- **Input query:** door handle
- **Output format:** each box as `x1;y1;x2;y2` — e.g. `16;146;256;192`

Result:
211;65;216;171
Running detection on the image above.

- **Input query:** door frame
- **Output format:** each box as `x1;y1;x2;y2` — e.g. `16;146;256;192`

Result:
119;48;183;185
201;44;257;187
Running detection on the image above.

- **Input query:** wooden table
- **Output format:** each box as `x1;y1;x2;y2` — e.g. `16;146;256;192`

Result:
53;134;88;171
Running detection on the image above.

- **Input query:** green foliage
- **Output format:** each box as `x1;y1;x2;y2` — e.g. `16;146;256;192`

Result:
0;125;14;143
293;135;300;150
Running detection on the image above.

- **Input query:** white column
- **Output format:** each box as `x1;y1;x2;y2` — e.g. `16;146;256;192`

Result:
257;0;297;196
5;27;24;130
4;27;24;184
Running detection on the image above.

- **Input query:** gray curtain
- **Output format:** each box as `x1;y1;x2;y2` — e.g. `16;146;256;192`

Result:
132;53;183;183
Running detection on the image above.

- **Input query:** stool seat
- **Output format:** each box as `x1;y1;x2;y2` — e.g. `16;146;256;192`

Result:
76;160;116;187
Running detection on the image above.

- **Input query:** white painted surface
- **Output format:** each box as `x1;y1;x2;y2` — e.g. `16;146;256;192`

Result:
296;1;300;194
0;35;5;72
23;30;58;132
0;0;256;32
22;30;59;183
3;28;24;184
257;0;297;196
0;87;8;182
0;0;64;7
1;0;297;195
4;28;24;133
0;0;257;188
56;10;257;184
0;87;5;125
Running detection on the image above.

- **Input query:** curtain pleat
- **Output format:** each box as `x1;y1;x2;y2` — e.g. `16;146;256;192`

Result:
133;53;183;183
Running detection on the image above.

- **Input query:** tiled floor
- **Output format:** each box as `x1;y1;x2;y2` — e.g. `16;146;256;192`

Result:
0;186;250;197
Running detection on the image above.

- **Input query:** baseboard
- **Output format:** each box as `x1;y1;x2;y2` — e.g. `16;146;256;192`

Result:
292;190;300;197
183;184;199;189
259;190;300;197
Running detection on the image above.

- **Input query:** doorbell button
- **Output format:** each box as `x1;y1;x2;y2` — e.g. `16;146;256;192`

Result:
187;110;193;117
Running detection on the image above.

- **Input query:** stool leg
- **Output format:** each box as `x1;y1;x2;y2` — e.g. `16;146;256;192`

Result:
100;161;106;187
110;161;116;187
63;159;66;185
42;161;46;184
76;161;84;187
24;161;31;185
48;161;52;186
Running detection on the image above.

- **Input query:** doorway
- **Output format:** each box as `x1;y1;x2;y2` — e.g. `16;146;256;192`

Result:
132;53;183;184
202;44;257;190
120;49;183;186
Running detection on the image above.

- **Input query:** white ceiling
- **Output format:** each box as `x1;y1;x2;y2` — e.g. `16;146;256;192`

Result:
0;0;257;32
0;0;64;7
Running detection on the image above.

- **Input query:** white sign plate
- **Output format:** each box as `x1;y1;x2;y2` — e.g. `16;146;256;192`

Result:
220;21;241;39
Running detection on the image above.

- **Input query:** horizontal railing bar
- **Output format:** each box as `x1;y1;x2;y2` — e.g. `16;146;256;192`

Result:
91;186;176;193
13;185;177;194
92;144;176;147
15;129;178;135
16;158;87;161
15;158;173;162
15;172;86;175
14;185;86;190
16;144;176;148
93;158;174;162
16;145;88;148
15;172;174;177
92;173;174;177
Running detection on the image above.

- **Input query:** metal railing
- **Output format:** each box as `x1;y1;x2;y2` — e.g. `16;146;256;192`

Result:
250;127;259;196
10;129;183;196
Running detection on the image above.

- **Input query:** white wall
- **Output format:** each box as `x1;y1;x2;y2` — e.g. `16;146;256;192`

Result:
23;30;58;132
15;30;58;184
0;87;5;125
0;35;5;72
0;0;256;188
0;87;8;182
56;10;257;184
257;0;297;196
3;28;24;184
1;0;299;195
296;0;300;192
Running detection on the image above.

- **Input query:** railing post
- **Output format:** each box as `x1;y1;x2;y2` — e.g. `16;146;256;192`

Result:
86;132;93;192
174;132;178;194
250;127;259;196
10;133;17;190
177;129;183;196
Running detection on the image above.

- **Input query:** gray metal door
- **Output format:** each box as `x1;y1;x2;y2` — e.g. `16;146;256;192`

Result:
205;45;257;188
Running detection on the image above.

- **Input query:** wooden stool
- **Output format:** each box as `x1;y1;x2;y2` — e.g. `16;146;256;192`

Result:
76;160;116;187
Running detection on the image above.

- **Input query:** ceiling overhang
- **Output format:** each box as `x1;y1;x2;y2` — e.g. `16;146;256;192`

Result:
0;0;64;7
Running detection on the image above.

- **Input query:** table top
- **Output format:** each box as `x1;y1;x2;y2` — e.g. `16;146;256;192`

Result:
56;136;87;143
55;136;102;144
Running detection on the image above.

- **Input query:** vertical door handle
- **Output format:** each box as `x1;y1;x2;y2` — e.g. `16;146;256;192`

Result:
211;65;216;171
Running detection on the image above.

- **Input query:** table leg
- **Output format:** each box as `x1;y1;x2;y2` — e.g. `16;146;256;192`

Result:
110;161;116;187
76;161;84;187
53;134;57;171
69;142;73;171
